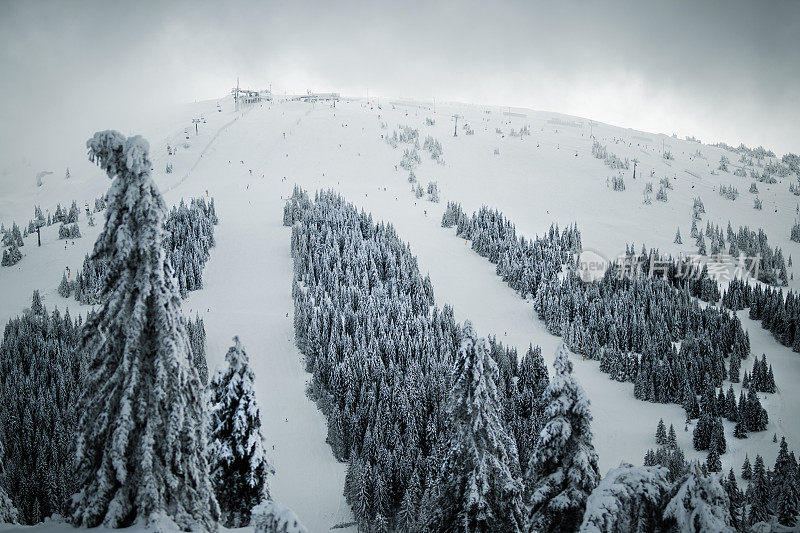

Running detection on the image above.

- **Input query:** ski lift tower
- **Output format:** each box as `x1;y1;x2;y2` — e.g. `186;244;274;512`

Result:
452;114;461;137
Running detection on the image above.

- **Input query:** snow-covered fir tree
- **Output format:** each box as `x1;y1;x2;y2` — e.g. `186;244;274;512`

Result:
187;314;209;385
419;323;525;532
1;242;21;266
58;271;73;297
526;344;600;532
748;454;769;525
663;462;734;532
208;337;273;528
655;419;667;446
579;463;670;532
741;455;752;480
70;131;218;531
251;501;308;533
772;437;798;527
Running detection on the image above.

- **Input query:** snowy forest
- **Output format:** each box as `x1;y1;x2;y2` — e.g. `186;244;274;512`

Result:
0;58;799;533
0;120;797;533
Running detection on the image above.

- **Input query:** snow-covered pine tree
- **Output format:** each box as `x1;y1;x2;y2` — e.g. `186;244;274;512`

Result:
723;468;743;530
68;200;80;223
1;242;22;266
187;314;209;385
655;419;667;446
706;444;722;473
58;272;73;297
419;322;525;532
208;337;273;527
515;344;550;475
741;455;752;480
251;501;308;533
662;462;734;532
748;455;769;525
579;463;670;532
674;228;682;244
70;131;218;531
526;343;600;532
772;437;798;527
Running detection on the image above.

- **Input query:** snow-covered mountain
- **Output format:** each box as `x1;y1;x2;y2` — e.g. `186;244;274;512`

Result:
1;94;799;531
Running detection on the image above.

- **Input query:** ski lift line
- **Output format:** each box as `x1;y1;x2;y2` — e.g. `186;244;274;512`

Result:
163;103;257;195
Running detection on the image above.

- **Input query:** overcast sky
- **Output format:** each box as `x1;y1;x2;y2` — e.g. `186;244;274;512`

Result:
1;0;798;173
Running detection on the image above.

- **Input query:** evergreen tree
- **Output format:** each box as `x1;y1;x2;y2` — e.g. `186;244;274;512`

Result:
744;389;768;432
68;200;80;223
1;242;22;267
674;228;682;244
187;315;209;385
723;468;742;530
748;455;769;525
724;386;737;422
58;272;73;297
693;413;714;451
773;438;798;527
683;384;700;420
741;455;752;480
251;501;308;533
579;463;670;532
420;323;525;532
526;344;600;532
208;337;273;527
733;412;748;439
667;424;677;449
663;463;734;532
655;419;667;446
70;131;218;531
706;445;722;473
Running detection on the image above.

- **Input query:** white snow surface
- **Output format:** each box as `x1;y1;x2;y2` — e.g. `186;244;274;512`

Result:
1;95;799;531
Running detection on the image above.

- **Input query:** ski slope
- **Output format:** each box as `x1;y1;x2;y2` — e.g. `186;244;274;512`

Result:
1;94;799;531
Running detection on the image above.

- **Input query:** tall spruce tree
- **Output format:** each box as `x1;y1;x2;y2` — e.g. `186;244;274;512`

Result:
208;337;273;527
420;323;525;532
748;455;769;525
70;131;218;531
526;344;600;532
773;438;798;527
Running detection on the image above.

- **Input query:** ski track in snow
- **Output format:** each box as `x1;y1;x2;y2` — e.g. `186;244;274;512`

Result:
1;95;799;531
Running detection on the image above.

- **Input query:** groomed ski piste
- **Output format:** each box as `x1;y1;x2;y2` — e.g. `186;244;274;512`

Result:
1;94;799;531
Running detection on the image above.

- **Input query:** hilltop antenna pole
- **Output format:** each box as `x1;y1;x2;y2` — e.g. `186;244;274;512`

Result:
235;77;240;112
